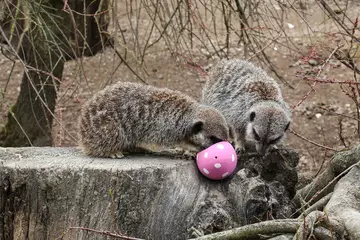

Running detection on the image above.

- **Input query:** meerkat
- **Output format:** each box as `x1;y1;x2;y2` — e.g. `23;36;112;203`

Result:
201;59;291;156
78;81;230;158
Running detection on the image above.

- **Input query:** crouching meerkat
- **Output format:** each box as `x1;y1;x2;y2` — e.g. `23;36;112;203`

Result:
201;59;291;156
78;82;230;158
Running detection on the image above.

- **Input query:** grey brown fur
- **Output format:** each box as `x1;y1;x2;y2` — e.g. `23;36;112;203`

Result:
202;59;291;155
78;82;229;158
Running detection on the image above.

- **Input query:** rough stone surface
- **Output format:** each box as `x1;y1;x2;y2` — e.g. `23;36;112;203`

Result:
0;147;299;240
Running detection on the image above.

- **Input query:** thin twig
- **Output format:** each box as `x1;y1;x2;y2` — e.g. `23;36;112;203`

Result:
300;76;360;86
314;149;328;178
0;26;78;143
109;40;147;85
65;227;144;240
318;106;360;121
294;45;341;108
318;0;360;43
62;2;93;94
285;0;314;33
293;161;360;218
338;118;347;148
290;129;337;152
191;219;301;240
298;193;333;219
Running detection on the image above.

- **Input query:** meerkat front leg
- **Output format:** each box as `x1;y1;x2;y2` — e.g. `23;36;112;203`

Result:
182;149;197;160
161;148;196;160
174;142;200;160
133;142;186;158
228;126;237;147
135;142;166;153
155;147;197;160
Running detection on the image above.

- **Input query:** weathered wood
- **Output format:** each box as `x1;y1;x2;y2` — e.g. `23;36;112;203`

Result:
292;146;360;211
273;147;360;240
324;165;360;239
0;147;299;240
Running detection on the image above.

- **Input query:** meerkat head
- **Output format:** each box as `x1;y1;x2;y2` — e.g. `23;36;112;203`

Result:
187;106;230;150
245;102;291;156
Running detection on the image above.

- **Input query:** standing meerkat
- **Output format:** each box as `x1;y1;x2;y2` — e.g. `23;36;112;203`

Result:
78;81;230;158
201;59;291;156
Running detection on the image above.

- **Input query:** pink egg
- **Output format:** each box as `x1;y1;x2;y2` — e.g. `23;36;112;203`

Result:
196;141;237;180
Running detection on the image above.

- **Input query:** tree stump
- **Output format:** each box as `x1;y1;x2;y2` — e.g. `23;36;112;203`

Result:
0;147;299;240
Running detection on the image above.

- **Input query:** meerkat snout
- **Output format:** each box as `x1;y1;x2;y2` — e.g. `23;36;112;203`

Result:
246;102;291;156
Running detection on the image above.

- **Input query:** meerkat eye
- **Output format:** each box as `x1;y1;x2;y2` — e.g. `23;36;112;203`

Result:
210;136;223;144
268;136;282;145
250;112;256;122
192;121;204;134
252;128;260;141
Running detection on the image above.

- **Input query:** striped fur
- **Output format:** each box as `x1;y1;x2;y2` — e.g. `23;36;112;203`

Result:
202;59;291;155
78;82;229;158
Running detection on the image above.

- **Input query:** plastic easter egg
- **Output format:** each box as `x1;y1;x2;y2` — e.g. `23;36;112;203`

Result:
196;141;237;180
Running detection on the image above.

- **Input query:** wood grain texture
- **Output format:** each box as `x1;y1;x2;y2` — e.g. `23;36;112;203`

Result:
0;147;298;240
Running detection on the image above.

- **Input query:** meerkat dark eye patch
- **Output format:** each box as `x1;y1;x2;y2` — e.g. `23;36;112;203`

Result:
250;112;256;121
268;135;282;145
210;136;223;144
192;121;204;134
252;128;260;141
285;122;290;131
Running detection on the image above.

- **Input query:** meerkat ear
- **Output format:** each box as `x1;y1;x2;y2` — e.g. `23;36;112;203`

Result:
285;122;290;131
250;112;256;122
192;121;204;134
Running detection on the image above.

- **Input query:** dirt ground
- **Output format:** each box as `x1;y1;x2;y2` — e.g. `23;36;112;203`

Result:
1;1;360;175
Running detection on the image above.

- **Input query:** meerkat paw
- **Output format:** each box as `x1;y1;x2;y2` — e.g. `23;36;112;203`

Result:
234;143;246;155
235;148;243;155
171;147;197;160
109;152;124;159
170;147;186;155
151;148;196;160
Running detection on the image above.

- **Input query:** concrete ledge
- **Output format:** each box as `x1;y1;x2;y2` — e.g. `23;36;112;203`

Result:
0;147;299;240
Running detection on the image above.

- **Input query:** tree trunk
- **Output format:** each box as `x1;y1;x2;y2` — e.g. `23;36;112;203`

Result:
0;0;110;147
0;48;64;146
0;147;299;240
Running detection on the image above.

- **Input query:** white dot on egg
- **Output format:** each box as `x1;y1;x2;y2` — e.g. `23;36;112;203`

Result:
214;163;222;168
217;144;224;149
222;172;229;177
203;168;210;174
204;152;209;158
232;154;235;162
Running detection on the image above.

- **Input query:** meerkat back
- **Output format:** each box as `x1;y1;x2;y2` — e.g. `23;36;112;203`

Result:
201;59;291;155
